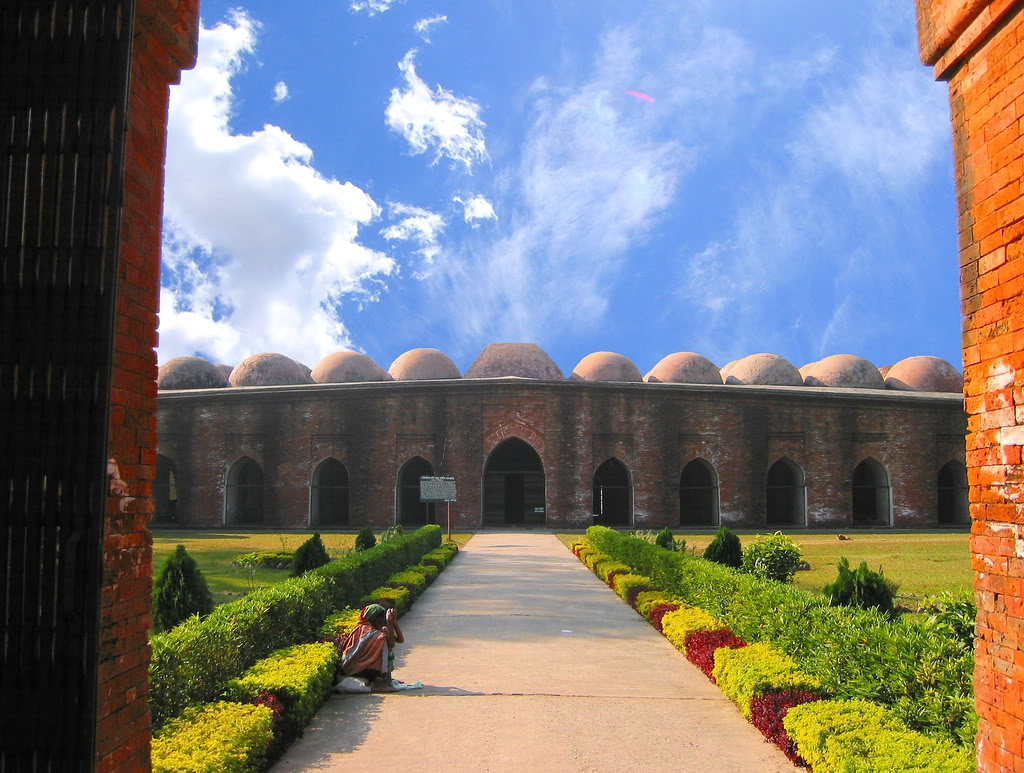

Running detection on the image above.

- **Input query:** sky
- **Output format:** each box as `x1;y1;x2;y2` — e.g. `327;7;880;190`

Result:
157;0;963;378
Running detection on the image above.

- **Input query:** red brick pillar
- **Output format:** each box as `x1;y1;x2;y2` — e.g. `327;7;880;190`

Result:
96;2;199;770
915;1;1024;770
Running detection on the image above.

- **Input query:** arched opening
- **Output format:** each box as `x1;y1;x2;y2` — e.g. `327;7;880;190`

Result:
766;457;805;526
311;458;350;527
938;460;969;525
226;456;264;525
852;458;891;526
397;456;435;526
483;438;546;525
153;455;178;525
593;458;632;527
679;458;719;526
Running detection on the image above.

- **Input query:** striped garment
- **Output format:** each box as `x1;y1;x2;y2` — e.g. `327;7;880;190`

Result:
340;623;388;676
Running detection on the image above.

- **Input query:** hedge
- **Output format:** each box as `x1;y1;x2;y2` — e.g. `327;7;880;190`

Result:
385;570;428;598
634;590;680;619
150;525;442;728
360;585;412;614
711;642;822;719
318;607;362;639
660;606;723;654
408;562;439;584
595;560;631;584
611;573;656;607
151;701;274;773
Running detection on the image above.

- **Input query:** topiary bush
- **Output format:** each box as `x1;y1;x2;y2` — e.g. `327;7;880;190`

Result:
290;532;331;577
153;545;214;632
355;527;376;552
703;526;742;568
740;531;802;583
823;557;898;615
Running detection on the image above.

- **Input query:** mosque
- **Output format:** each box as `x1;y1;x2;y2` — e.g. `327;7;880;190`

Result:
154;343;968;531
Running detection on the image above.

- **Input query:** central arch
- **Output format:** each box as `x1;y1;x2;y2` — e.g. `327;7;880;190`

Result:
679;458;719;526
937;460;969;525
766;457;805;527
593;458;632;527
397;456;436;526
483;437;546;525
852;458;891;526
225;456;264;525
311;458;350;527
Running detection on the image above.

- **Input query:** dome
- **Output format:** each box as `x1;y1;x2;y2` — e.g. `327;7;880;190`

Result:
571;352;642;382
229;353;310;387
312;351;388;383
884;356;963;393
294;361;314;384
157;356;227;390
799;354;885;389
721;353;802;386
464;343;564;380
644;352;722;384
878;365;893;379
388;348;461;380
214;364;234;382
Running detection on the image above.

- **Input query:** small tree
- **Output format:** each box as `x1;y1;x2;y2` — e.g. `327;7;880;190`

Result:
655;526;684;552
152;545;213;632
291;532;331;576
741;531;802;583
703;526;742;568
355;527;376;552
823;557;898;615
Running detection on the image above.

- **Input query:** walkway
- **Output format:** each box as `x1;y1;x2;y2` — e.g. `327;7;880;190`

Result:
273;532;796;772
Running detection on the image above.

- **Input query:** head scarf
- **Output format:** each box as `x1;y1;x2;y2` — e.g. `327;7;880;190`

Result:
360;604;386;624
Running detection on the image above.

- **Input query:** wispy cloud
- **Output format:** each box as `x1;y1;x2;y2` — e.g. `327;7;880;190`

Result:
351;0;403;16
414;15;448;44
386;49;489;171
272;80;289;103
381;202;446;273
453;194;496;225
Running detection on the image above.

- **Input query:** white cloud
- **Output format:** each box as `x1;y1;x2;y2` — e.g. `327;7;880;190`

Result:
351;0;403;15
272;80;289;103
453;195;496;224
386;50;489;171
158;11;395;367
414;15;447;43
381;202;446;271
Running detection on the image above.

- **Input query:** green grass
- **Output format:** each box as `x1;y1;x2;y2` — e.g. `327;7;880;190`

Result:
153;530;473;606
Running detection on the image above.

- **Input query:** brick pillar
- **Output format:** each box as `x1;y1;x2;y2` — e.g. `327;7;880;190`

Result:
915;2;1024;770
96;2;199;770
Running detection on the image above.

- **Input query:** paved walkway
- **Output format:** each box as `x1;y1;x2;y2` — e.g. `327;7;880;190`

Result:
273;532;796;772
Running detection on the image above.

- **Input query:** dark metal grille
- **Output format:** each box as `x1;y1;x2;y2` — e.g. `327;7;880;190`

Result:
1;1;134;769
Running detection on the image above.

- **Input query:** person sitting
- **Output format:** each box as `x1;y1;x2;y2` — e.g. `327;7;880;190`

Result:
339;603;404;690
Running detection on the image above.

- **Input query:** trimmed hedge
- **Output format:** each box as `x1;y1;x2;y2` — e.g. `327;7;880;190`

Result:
596;560;631;585
151;701;274;773
408;562;439;584
711;642;822;719
234;550;294;569
360;585;411;614
660;606;723;654
150;525;441;728
611;573;655;607
385;570;428;598
421;543;459;570
318;607;361;639
750;689;822;765
685;628;747;680
634;591;680;619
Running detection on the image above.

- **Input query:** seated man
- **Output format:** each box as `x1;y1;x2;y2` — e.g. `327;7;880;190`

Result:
339;603;404;690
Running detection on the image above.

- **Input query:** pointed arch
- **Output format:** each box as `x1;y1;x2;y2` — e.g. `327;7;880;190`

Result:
154;454;178;525
225;456;264;525
482;437;546;525
679;457;719;526
766;457;805;526
852;457;891;526
397;456;435;526
593;457;633;527
937;460;969;525
311;457;350;527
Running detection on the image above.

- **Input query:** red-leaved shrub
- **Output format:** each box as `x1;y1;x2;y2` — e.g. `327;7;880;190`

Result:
252;690;287;756
684;628;747;681
750;688;822;766
606;568;629;588
626;583;656;608
648;604;679;632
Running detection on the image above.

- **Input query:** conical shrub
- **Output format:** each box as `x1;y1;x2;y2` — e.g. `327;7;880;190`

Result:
152;545;214;632
703;526;742;568
291;532;331;576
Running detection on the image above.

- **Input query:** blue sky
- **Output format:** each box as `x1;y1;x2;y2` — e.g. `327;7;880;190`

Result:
157;0;962;378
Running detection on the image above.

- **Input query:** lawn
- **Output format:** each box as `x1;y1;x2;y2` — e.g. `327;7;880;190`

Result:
153;529;473;606
555;530;971;606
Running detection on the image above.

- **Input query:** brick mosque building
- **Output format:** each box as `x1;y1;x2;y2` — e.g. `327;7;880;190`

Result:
156;344;968;531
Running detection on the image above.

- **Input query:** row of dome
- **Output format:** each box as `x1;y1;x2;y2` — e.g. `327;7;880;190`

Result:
157;344;963;393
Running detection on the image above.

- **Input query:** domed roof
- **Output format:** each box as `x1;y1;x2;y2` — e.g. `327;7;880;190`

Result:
884;356;963;393
571;351;642;382
294;361;314;384
229;353;310;387
799;354;885;389
644;352;722;384
465;343;564;380
388;348;461;380
214;364;234;382
721;353;802;386
157;356;227;390
312;351;388;383
878;365;893;379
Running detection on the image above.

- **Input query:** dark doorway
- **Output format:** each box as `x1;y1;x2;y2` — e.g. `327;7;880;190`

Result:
593;458;632;526
679;458;718;526
938;460;969;525
766;458;805;526
398;456;435;526
483;438;545;524
852;458;890;526
154;455;178;525
226;457;264;525
312;458;350;526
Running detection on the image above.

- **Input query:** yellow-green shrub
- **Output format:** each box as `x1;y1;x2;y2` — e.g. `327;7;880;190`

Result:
611;573;654;605
661;607;723;653
583;550;611;571
596;561;631;583
151;701;274;773
385;570;427;598
712;642;822;718
570;539;588;554
408;562;439;583
318;607;361;639
635;591;682;619
783;699;974;773
360;585;411;614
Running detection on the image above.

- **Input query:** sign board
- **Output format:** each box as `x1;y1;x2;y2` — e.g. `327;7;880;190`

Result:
420;475;457;502
534;507;545;513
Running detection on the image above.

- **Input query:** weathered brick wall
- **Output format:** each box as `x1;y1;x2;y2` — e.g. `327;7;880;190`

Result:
157;382;966;530
917;1;1024;769
97;2;199;770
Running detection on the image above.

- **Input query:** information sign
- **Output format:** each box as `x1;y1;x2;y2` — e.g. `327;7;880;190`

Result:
420;475;457;502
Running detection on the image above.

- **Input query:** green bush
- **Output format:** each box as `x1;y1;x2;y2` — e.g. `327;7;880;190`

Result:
783;699;975;773
234;550;294;569
421;543;458;570
290;532;331;577
741;531;803;583
407;563;439;584
153;545;214;633
595;560;631;583
360;585;411;615
355;527;376;552
386;570;427;598
919;590;976;649
823;557;898;615
703;526;742;568
151;701;274;773
225;642;338;740
712;642;821;718
377;524;405;544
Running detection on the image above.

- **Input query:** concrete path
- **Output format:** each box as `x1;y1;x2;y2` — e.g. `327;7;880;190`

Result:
273;532;797;772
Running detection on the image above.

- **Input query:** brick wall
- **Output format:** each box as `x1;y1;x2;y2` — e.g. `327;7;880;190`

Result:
96;2;199;770
916;1;1024;770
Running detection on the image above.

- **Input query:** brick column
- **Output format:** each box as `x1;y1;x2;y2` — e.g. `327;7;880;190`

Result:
96;2;199;770
915;2;1024;770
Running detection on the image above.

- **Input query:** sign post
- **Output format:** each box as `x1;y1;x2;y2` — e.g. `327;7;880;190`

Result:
419;476;457;543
